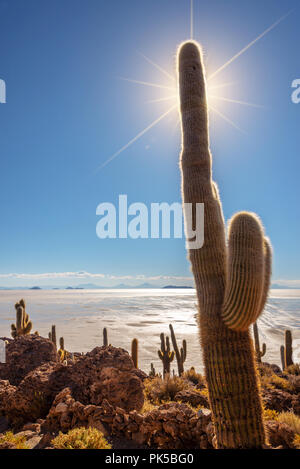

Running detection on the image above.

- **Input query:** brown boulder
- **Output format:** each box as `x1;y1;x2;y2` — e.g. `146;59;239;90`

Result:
262;389;294;413
174;389;210;408
65;346;144;412
266;420;296;449
0;335;58;385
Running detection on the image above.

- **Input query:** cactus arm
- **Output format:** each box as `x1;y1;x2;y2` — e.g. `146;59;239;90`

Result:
222;213;265;331
178;41;267;448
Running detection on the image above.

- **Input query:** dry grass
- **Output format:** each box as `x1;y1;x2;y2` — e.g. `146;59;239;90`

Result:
285;364;300;376
263;408;279;421
0;431;29;449
182;367;206;388
51;427;111;449
144;375;187;404
277;412;300;434
293;434;300;449
140;399;157;414
260;373;294;392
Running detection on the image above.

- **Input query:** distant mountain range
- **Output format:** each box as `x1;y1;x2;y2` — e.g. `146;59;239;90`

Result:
0;283;194;290
0;283;297;290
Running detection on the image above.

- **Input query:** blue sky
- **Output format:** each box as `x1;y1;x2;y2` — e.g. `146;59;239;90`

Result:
0;0;299;287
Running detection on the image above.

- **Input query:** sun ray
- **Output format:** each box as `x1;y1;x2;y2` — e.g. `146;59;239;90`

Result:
138;52;175;81
209;105;245;133
119;77;174;90
96;105;177;171
208;82;237;91
210;95;264;109
146;95;177;104
208;10;292;81
190;0;194;39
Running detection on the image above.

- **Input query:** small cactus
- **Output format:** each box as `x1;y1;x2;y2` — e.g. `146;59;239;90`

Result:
149;363;156;377
158;333;174;378
280;345;285;371
253;322;266;362
131;338;138;368
11;300;33;338
169;324;186;376
281;330;293;370
103;327;108;347
58;337;66;362
49;325;57;350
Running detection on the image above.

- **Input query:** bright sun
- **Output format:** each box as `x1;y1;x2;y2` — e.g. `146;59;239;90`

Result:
96;2;291;171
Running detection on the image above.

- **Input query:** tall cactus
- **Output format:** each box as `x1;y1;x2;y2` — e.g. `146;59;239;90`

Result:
281;330;293;370
103;327;108;347
178;41;272;448
158;333;175;378
131;338;138;368
253;322;266;363
169;324;187;375
11;300;33;338
49;325;57;350
280;345;285;371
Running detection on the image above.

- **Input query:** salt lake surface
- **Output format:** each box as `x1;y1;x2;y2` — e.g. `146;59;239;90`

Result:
0;289;299;373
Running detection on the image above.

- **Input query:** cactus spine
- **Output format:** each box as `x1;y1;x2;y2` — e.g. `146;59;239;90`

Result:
131;338;138;368
11;300;33;338
253;322;266;362
169;324;186;375
158;333;174;378
178;41;272;448
103;327;108;347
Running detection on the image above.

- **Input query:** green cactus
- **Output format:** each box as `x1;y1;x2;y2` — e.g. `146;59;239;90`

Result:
158;333;174;378
149;363;156;377
280;345;285;371
131;338;138;368
178;41;272;448
281;330;293;370
103;327;108;347
253;322;266;362
169;324;187;375
58;337;66;362
48;325;57;350
11;300;33;338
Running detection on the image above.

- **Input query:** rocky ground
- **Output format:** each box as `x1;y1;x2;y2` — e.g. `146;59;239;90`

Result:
0;335;299;449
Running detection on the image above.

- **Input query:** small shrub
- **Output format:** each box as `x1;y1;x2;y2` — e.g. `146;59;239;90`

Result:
263;408;279;421
51;427;111;449
277;412;300;434
183;367;206;388
260;373;294;392
140;399;157;414
293;434;300;449
285;364;300;376
144;375;187;404
0;431;29;449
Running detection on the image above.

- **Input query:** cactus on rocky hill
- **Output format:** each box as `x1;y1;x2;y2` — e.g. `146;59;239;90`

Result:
11;299;33;338
158;333;175;378
169;324;187;375
178;41;272;448
131;338;138;368
49;325;57;350
253;322;266;362
58;337;66;362
281;330;293;370
103;327;108;347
